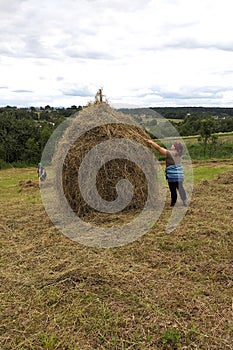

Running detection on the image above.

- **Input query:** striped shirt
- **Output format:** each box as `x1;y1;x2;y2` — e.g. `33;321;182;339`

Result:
165;151;184;182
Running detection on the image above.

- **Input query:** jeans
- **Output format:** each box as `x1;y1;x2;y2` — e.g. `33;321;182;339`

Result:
168;181;187;206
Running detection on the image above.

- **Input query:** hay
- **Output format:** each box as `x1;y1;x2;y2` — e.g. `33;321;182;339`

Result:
53;103;158;224
18;180;39;188
215;170;233;184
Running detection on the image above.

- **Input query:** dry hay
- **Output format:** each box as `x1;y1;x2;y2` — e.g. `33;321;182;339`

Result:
215;170;233;184
53;103;157;224
18;179;39;188
1;165;233;349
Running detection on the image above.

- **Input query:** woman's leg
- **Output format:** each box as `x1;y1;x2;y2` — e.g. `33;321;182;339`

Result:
168;182;177;206
178;182;187;204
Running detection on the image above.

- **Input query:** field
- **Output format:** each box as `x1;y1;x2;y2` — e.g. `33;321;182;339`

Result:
157;131;233;144
176;132;233;145
159;133;233;160
0;160;233;350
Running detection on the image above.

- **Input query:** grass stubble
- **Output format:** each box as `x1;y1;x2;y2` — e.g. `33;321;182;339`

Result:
0;162;232;349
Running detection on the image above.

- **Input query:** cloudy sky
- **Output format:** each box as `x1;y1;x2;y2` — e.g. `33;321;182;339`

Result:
1;0;233;108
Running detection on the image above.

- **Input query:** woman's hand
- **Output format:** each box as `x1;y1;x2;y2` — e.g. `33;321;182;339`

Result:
144;139;167;156
145;139;154;145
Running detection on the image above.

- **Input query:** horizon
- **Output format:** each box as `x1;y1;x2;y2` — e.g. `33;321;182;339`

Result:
1;104;233;110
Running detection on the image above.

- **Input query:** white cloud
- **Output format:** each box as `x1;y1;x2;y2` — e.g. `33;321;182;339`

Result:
0;0;233;107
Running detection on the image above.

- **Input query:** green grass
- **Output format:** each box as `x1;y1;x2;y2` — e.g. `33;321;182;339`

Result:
0;167;39;201
160;328;182;346
161;132;233;150
163;131;233;143
193;166;231;183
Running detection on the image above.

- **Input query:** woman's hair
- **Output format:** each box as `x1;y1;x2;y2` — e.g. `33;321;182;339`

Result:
173;141;184;156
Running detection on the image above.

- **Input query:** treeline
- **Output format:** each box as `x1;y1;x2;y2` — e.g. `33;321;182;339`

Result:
0;105;232;167
150;106;233;119
0;105;81;167
146;107;233;136
174;114;233;136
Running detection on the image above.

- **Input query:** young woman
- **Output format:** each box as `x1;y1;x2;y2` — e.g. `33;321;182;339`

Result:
146;139;188;207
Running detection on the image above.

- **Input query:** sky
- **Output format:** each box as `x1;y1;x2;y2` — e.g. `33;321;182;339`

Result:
0;0;233;108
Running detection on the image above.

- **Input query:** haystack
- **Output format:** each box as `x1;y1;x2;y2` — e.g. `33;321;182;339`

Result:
53;103;158;224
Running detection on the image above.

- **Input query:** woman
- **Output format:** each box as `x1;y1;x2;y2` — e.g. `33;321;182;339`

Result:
146;139;188;207
37;162;47;181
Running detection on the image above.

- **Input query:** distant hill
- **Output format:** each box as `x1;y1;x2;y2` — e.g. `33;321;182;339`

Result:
117;108;161;118
118;106;233;120
149;107;233;119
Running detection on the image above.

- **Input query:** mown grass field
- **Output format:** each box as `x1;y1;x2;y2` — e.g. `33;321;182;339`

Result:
0;160;233;349
164;131;233;145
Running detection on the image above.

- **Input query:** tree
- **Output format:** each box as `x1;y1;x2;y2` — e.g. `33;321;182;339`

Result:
198;118;215;157
209;134;218;158
0;109;40;163
22;137;40;163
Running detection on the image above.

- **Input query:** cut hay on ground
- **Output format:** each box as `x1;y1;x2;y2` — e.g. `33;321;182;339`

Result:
0;167;233;349
18;180;39;188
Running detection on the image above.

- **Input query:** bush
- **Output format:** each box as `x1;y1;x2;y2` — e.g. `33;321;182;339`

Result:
0;160;37;170
0;159;10;169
